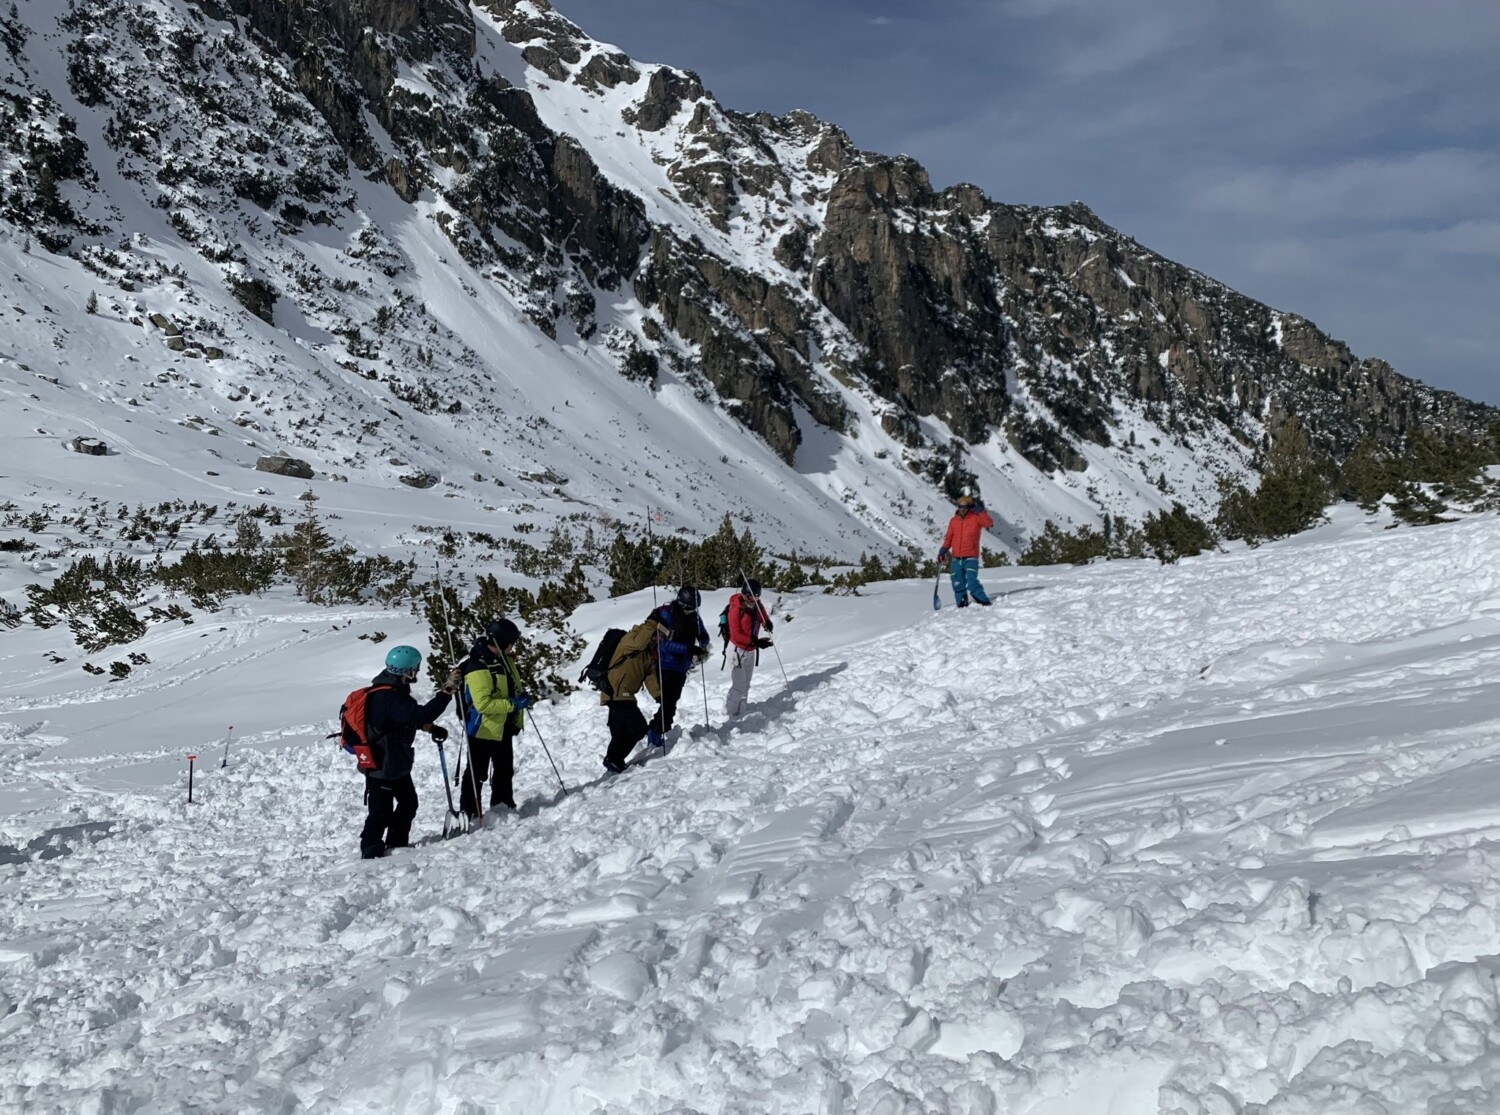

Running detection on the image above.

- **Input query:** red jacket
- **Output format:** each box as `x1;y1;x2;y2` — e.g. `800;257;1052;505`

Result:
941;508;994;559
727;592;772;650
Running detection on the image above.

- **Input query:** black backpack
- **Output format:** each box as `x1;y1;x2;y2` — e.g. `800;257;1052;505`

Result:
579;628;627;696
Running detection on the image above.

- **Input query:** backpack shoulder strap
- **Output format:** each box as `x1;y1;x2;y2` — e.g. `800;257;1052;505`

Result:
362;684;395;732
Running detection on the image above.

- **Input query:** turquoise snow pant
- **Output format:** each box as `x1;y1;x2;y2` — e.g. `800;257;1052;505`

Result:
949;557;991;606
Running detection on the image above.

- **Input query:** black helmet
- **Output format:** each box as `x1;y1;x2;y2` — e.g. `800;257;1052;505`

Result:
745;578;762;597
676;585;701;611
485;617;520;648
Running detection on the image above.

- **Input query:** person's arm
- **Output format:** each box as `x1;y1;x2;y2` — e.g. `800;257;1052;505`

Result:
973;508;994;530
374;688;452;734
417;690;453;723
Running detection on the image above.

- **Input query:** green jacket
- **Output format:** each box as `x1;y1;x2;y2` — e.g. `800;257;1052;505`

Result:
462;647;524;741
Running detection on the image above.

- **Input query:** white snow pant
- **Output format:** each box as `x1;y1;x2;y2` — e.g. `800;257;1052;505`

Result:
724;646;757;719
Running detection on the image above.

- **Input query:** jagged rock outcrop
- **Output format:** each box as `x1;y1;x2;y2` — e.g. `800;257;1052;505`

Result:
256;455;314;480
813;161;1012;446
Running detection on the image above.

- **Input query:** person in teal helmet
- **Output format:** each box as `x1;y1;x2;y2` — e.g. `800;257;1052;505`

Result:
358;644;459;859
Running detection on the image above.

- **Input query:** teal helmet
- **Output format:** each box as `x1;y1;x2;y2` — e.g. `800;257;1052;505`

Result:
384;645;422;678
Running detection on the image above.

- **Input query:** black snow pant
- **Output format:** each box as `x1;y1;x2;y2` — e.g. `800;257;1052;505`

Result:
460;732;516;816
361;773;418;859
604;700;648;769
647;670;689;735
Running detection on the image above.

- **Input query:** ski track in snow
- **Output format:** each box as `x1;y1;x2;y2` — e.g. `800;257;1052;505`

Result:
4;518;1500;1113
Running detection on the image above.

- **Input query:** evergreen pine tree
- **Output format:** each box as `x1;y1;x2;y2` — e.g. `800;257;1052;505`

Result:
1218;417;1330;542
280;495;338;603
1336;437;1398;509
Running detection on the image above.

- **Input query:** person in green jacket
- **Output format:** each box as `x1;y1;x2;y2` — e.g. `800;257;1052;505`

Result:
459;617;533;817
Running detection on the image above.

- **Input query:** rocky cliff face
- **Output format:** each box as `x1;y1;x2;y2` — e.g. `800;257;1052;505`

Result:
2;0;1492;544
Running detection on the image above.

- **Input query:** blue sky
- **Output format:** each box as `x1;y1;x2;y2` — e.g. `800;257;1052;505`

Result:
554;0;1499;406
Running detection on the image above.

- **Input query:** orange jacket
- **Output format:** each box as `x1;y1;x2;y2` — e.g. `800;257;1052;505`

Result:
941;508;994;559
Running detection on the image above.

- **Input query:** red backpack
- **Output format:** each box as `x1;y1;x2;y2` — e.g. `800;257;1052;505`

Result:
332;685;392;772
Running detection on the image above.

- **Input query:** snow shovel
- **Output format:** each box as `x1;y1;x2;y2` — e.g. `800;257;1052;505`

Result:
434;739;468;838
932;566;943;611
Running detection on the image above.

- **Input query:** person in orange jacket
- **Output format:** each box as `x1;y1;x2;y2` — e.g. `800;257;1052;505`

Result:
938;491;994;607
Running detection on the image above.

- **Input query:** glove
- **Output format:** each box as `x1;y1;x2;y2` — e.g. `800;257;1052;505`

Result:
430;725;449;743
754;637;773;650
974;501;985;512
445;667;463;691
692;646;711;665
938;548;950;562
512;693;533;711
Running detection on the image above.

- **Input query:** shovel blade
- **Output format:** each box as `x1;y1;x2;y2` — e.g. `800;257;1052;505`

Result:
442;811;469;839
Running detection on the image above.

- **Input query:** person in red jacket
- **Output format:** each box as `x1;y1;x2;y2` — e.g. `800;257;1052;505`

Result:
938;492;995;607
723;578;773;719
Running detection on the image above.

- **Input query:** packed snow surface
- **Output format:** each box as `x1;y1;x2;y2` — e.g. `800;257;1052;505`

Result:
4;513;1500;1113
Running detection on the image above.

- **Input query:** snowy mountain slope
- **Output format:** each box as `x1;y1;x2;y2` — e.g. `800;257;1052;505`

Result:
2;0;1493;576
0;0;946;562
3;513;1500;1112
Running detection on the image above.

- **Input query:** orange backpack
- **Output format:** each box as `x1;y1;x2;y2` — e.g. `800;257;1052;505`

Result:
333;685;393;773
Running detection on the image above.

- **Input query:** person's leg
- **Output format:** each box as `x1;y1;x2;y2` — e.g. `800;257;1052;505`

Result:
360;777;395;858
492;732;516;809
604;701;648;768
459;737;482;818
650;671;687;742
949;562;969;606
385;774;419;848
652;671;686;733
965;558;991;605
723;649;756;718
477;736;498;795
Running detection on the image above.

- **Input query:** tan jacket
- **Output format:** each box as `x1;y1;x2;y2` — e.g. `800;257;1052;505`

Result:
602;619;666;704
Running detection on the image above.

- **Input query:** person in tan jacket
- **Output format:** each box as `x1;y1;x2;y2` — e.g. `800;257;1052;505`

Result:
601;617;667;772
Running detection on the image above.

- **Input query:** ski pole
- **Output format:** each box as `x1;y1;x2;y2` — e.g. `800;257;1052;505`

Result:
645;507;660;610
527;715;568;795
186;754;197;803
219;725;235;769
699;658;710;728
646;507;666;735
769;642;789;685
435;561;484;825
